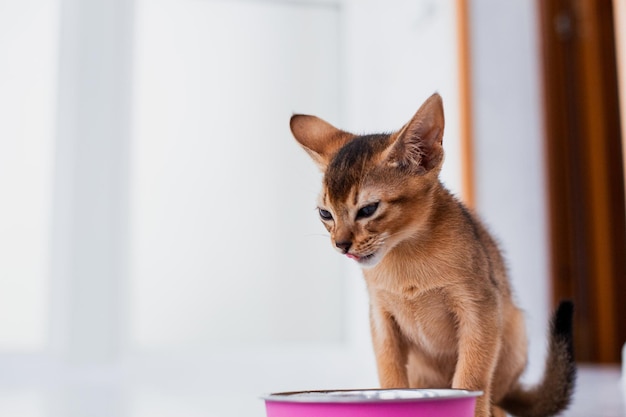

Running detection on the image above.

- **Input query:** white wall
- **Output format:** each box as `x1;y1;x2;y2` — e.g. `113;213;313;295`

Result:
0;0;58;351
129;0;345;351
469;0;550;382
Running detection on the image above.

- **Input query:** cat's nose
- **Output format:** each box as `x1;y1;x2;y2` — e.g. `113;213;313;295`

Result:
335;240;352;254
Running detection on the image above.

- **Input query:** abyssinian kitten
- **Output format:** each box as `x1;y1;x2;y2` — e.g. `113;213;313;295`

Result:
290;94;576;417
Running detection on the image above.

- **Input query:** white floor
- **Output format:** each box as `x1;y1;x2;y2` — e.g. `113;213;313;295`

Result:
561;365;625;417
0;364;623;417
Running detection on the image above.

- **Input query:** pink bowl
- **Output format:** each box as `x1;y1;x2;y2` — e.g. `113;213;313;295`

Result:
263;389;482;417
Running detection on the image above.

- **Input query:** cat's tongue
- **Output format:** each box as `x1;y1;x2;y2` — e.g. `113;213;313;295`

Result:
346;253;360;261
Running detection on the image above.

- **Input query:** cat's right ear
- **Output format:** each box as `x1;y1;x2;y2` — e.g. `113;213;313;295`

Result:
290;114;353;171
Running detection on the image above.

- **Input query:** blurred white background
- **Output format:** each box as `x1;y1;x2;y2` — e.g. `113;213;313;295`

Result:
0;0;549;416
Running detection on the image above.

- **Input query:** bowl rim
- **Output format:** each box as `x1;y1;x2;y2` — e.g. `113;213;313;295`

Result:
262;388;483;403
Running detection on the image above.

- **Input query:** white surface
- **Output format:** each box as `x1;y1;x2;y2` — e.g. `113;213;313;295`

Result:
51;0;134;364
0;0;58;351
130;0;345;350
561;365;625;417
623;342;626;404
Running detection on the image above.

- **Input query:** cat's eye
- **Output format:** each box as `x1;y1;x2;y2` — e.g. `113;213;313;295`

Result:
318;208;333;221
357;202;379;219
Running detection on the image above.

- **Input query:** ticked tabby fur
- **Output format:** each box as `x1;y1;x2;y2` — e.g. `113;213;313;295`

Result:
290;94;575;417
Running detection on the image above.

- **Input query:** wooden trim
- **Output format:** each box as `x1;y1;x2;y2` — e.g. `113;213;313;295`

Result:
456;0;475;208
576;0;618;363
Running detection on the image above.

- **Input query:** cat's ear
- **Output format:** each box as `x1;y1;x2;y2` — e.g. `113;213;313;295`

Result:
290;114;353;171
386;93;445;174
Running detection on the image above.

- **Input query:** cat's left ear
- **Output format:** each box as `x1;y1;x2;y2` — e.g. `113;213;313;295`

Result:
290;114;354;171
386;93;445;174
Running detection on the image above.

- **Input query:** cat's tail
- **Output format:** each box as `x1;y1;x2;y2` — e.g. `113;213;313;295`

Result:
499;300;576;417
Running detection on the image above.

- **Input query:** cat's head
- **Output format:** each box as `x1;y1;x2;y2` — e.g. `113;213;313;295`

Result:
290;93;445;268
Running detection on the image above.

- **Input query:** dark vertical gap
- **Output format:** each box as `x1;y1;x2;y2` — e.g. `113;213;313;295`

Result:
541;0;595;361
559;0;595;361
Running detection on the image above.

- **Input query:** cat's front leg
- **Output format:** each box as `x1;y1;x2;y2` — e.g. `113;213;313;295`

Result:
450;299;502;417
369;304;409;388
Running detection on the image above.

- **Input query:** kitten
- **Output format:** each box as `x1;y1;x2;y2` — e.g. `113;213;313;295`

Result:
290;93;576;417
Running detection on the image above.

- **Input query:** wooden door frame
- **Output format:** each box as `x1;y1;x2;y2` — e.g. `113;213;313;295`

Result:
538;0;626;363
456;0;476;208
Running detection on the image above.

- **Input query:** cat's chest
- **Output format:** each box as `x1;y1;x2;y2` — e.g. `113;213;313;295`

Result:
363;256;461;354
371;285;458;355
